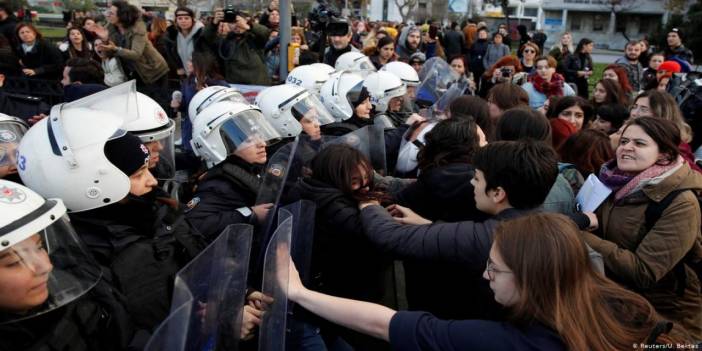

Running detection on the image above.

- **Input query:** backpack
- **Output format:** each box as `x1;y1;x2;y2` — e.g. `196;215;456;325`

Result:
669;72;702;149
643;188;702;296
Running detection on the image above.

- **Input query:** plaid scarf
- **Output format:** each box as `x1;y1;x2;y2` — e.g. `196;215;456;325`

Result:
530;72;565;97
598;156;684;201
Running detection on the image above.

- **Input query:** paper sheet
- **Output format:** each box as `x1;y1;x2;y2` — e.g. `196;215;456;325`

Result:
576;174;612;212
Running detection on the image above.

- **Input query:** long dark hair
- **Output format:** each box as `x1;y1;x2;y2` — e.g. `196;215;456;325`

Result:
575;38;593;55
65;26;92;59
592;79;629;107
310;144;374;196
112;0;141;28
495;213;680;351
192;51;224;90
417;118;481;172
449;96;490;137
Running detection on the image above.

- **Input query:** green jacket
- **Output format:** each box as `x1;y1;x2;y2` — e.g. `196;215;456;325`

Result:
108;21;169;84
203;22;270;85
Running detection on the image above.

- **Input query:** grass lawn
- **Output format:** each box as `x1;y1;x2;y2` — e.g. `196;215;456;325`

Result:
588;62;608;96
36;25;66;40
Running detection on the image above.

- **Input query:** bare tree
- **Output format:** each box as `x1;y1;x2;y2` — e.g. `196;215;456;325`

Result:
394;0;418;23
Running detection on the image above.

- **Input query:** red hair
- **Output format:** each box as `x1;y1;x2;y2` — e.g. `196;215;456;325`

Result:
484;55;522;79
604;64;633;94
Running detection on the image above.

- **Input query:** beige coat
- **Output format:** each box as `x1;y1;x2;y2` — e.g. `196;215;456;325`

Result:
109;21;169;84
584;163;702;339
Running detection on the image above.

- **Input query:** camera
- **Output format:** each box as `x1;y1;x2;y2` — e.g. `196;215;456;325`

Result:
500;67;512;78
223;6;238;23
308;1;348;35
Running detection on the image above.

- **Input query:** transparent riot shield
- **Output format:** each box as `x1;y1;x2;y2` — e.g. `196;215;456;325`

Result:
145;224;254;351
255;138;300;207
416;57;460;108
258;210;294;351
419;80;468;121
322;125;387;174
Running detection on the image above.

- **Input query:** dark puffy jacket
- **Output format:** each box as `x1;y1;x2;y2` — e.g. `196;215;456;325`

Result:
469;39;489;76
394;163;488;222
16;39;63;80
203;22;270;85
293;178;392;302
361;205;530;319
393;163;491;319
70;192;205;331
185;156;262;240
0;279;141;351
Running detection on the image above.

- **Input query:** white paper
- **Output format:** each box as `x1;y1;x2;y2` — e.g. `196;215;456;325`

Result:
576;174;612;212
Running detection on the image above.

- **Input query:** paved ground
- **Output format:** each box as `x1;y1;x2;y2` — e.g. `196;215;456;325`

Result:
591;50;623;64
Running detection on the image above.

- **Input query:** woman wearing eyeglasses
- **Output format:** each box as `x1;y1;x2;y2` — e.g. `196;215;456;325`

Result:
282;212;691;350
519;42;539;75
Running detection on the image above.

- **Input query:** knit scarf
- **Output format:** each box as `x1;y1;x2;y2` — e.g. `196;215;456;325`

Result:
530;72;564;97
598;156;684;201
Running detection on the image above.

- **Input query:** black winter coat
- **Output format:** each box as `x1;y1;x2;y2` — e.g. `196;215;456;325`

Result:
394;163;488;222
185;156;262;240
16;39;63;80
294;178;392;303
393;163;491;319
361;205;531;320
0;280;139;351
70;191;205;330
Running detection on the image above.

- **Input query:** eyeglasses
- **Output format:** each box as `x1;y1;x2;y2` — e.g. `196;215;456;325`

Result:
523;49;536;54
486;258;512;281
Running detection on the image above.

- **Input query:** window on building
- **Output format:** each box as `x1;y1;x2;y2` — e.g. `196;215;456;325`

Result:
524;8;538;17
418;2;427;9
593;14;605;31
570;16;581;31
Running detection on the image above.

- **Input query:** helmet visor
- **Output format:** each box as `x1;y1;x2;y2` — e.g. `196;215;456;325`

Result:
345;81;365;110
137;120;176;180
0;212;101;324
356;57;377;72
219;110;281;153
0;122;28;169
290;95;337;126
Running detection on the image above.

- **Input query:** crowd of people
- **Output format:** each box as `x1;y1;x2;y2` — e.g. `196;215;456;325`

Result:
1;0;702;350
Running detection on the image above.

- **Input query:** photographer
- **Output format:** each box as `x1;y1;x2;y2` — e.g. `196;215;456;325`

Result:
203;7;270;85
322;21;358;67
477;55;527;98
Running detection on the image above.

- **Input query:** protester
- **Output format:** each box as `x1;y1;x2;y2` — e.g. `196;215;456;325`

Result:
546;95;593;132
602;64;635;96
94;37;126;86
591;78;629;108
580;117;702;340
665;28;694;69
368;35;396;70
478;55;524;98
591;103;629;135
563;38;593;98
203;8;270;85
285;212;690;350
522;56;575;110
468;27;489;79
58;26;94;62
519;42;539;75
559;129;614;180
642;52;664;90
482;32;510;71
395;26;422;62
548;32;573;73
615;40;644;92
15;23;63;80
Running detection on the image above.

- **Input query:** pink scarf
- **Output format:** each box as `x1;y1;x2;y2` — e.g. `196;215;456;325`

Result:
606;156;684;201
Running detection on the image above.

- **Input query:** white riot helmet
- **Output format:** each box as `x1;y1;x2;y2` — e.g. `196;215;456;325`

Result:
188;85;248;123
0;179;102;324
335;52;376;77
381;61;421;87
17;82;148;212
121;92;176;179
319;71;366;121
363;71;407;113
191;101;281;168
0;113;29;176
255;84;337;138
286;64;334;96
